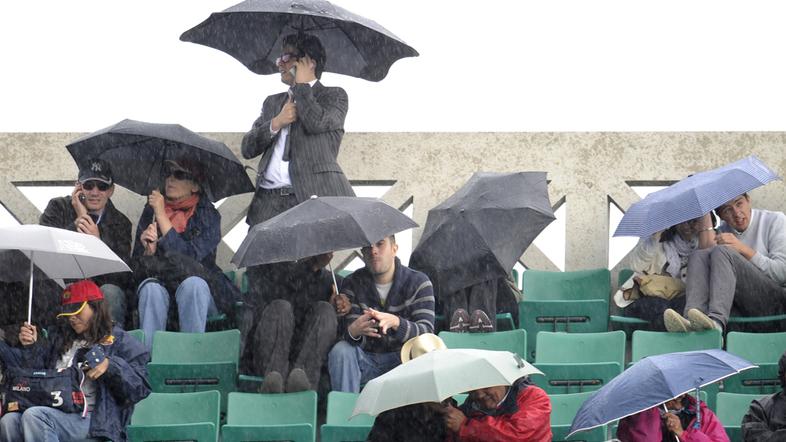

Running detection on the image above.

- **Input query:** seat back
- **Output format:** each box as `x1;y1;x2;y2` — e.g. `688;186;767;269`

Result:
715;392;764;441
128;390;220;442
535;331;625;367
147;330;241;413
519;269;611;361
321;391;375;442
630;330;722;363
439;329;527;359
550;392;607;441
725;332;786;394
522;268;611;301
222;391;317;442
151;329;240;364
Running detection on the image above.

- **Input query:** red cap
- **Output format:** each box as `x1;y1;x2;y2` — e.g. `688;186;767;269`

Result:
58;280;104;317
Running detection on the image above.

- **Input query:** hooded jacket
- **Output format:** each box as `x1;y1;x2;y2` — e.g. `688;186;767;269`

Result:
617;394;729;442
447;377;552;442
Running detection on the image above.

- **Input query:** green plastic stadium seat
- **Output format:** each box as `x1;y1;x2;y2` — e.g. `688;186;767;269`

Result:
519;269;611;361
127;390;220;442
320;391;375;442
550;392;607;441
534;332;625;394
222;391;317;442
439;329;527;359
147;330;240;413
715;392;764;441
724;332;786;395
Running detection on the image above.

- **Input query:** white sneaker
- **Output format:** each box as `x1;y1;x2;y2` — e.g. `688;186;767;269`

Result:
687;308;722;332
664;308;692;333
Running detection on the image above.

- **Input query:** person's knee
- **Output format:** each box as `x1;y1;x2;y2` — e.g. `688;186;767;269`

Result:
710;245;737;263
329;340;356;365
313;301;338;325
263;299;293;317
176;277;211;302
21;407;50;428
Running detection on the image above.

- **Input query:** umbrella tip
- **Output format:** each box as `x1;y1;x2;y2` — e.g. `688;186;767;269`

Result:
310;195;318;199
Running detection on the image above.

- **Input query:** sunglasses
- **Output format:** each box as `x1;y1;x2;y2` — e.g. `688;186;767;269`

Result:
275;52;301;65
82;181;111;191
168;170;194;181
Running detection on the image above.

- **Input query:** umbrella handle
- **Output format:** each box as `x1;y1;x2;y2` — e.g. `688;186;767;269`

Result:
27;252;33;325
328;262;339;295
662;404;679;442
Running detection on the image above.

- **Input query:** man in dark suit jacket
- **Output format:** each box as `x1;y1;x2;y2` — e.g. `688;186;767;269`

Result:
240;33;353;376
241;33;354;226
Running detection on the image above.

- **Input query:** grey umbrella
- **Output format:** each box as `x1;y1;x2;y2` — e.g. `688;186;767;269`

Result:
232;196;418;268
409;172;556;295
66;119;255;202
180;0;418;81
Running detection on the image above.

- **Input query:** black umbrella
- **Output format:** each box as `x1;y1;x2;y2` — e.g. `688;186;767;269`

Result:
66;119;255;202
409;172;556;295
180;0;418;82
232;196;418;268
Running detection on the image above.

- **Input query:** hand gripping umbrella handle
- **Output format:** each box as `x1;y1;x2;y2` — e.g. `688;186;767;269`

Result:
662;404;679;442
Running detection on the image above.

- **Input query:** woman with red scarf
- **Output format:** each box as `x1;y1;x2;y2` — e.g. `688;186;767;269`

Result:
131;159;226;350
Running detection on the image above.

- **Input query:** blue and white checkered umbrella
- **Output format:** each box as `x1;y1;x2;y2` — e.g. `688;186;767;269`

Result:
614;155;780;238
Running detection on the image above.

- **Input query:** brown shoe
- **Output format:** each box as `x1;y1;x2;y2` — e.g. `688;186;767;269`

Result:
285;368;311;393
259;371;284;394
663;309;692;333
449;308;471;333
469;310;494;333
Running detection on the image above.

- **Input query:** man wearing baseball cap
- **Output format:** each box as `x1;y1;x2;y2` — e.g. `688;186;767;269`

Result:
39;158;133;328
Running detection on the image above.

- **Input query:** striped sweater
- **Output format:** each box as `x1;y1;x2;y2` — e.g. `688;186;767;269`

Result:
340;257;435;354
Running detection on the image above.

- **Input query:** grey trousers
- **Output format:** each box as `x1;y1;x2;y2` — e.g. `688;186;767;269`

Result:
252;299;338;388
684;246;786;326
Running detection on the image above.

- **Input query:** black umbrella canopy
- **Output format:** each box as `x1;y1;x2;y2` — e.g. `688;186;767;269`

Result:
180;0;419;81
66;119;255;202
232;196;418;268
410;172;556;295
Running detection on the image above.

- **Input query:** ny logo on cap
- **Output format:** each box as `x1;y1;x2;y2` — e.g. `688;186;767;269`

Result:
91;161;102;172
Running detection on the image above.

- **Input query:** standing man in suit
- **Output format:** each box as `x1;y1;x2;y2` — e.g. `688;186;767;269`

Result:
240;33;354;368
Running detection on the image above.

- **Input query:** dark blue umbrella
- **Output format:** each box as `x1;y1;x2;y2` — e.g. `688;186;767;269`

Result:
614;155;780;237
568;349;755;438
180;0;418;82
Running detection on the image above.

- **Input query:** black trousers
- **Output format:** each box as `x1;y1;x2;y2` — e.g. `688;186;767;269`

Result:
251;299;337;387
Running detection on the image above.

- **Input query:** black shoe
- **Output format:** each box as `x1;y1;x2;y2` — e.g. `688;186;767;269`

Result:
286;368;311;393
259;371;284;394
469;310;494;333
449;308;471;333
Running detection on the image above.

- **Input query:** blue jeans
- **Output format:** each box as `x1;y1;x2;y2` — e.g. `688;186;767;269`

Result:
328;340;401;392
137;276;218;350
0;407;91;442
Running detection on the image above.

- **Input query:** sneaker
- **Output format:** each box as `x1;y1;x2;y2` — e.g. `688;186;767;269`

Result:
687;308;722;332
259;371;284;394
285;368;311;393
663;309;692;333
449;308;471;333
469;310;494;333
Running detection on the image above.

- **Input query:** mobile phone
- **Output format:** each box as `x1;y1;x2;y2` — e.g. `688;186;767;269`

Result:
78;193;86;202
289;66;297;78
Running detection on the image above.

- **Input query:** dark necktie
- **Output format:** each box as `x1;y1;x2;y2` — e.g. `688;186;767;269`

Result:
282;91;294;161
89;214;100;224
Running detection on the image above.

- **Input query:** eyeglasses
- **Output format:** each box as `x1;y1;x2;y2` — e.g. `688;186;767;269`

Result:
275;52;301;65
82;181;111;191
169;170;194;182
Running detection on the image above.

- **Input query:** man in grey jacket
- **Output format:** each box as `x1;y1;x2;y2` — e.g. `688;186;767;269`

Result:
665;193;786;332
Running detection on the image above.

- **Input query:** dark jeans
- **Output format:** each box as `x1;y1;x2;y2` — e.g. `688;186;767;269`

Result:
441;279;497;331
252;299;337;388
626;294;686;331
685;246;786;326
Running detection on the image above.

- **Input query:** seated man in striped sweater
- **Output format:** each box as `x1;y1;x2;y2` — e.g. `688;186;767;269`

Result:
328;235;435;392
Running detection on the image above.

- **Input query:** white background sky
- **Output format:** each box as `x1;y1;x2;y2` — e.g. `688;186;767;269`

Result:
2;0;786;133
2;1;784;276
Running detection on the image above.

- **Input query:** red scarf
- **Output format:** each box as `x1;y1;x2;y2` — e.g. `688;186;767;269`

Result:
164;194;199;233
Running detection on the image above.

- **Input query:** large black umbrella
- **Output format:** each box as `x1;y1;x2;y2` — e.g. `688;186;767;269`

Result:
232;196;418;268
180;0;418;81
410;172;556;295
66;119;255;202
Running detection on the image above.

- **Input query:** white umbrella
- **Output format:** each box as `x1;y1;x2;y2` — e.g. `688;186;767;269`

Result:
351;348;543;418
0;225;131;323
